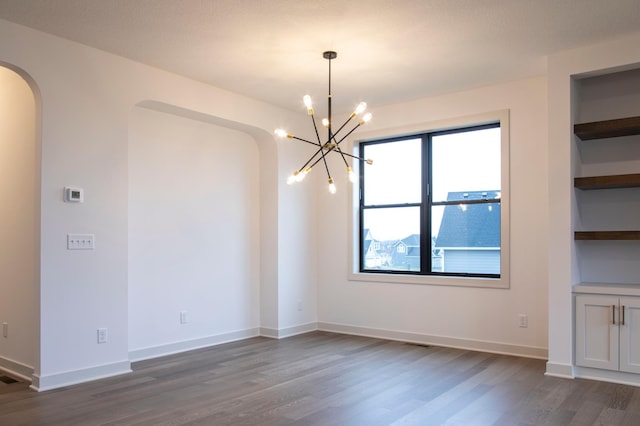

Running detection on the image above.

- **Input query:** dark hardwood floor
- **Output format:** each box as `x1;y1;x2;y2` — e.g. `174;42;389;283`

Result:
1;331;640;425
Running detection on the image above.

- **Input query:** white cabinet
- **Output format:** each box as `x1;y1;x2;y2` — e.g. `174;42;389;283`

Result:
575;294;640;373
621;298;640;373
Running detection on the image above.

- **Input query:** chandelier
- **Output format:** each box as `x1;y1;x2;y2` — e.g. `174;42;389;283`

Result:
275;51;373;194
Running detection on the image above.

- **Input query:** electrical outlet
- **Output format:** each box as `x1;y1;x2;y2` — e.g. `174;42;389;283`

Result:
97;328;108;343
2;322;7;338
180;311;188;324
519;314;528;328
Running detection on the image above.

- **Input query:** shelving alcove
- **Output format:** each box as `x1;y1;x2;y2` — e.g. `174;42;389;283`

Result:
573;113;640;381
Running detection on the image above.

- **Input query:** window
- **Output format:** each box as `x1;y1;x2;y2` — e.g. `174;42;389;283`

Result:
358;121;504;281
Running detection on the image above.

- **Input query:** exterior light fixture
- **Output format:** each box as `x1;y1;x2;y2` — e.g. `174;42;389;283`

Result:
275;51;373;194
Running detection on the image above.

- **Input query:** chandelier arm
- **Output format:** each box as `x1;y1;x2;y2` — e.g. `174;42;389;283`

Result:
326;128;350;167
332;121;364;148
334;145;351;167
308;151;329;170
310;114;323;146
330;115;356;142
312;120;372;169
332;149;366;161
305;141;370;171
291;135;321;147
297;149;324;171
318;143;332;180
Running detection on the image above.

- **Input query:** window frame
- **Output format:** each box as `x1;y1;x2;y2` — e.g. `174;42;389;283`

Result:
348;110;510;289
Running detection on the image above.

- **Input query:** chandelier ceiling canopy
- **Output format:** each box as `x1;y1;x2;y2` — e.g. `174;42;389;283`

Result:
275;51;373;194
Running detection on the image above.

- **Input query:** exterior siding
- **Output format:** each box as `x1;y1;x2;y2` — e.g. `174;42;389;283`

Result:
442;249;500;274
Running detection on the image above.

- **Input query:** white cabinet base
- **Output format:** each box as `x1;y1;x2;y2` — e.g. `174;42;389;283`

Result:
575;294;618;370
575;293;640;380
620;298;640;373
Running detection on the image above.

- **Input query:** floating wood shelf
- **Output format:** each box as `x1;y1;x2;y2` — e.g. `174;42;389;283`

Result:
575;231;640;241
574;173;640;190
574;116;640;140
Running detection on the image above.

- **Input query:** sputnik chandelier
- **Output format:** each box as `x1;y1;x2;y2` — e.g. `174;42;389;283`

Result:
275;51;373;194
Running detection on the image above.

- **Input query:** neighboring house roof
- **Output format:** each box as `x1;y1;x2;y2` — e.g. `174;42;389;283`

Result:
435;190;500;248
363;239;372;254
395;234;420;248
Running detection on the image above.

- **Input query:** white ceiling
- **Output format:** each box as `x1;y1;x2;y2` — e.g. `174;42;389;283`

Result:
1;0;640;112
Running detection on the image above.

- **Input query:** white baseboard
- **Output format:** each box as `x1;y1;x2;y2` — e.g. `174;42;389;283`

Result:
318;322;548;359
128;327;261;362
31;360;131;392
0;355;34;383
260;322;317;339
545;361;574;379
574;366;640;387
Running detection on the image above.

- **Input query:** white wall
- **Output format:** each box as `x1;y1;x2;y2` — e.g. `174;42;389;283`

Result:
0;19;312;390
547;32;640;378
273;139;319;336
128;106;260;358
317;77;549;358
0;65;37;378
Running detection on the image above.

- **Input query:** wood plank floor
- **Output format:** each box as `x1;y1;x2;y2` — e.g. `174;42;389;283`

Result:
2;331;640;425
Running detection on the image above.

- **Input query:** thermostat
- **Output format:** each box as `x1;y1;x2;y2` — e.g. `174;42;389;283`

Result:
64;187;84;203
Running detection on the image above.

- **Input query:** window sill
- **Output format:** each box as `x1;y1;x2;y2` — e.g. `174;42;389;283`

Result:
348;271;509;289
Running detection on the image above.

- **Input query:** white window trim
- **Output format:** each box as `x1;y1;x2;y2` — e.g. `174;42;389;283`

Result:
348;110;510;289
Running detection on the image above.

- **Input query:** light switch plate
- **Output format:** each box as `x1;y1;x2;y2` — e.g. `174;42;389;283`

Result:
67;234;95;250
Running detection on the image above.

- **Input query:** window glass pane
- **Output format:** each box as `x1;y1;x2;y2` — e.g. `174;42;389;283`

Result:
433;202;500;275
431;205;445;273
431;127;500;203
363;138;421;205
362;207;420;271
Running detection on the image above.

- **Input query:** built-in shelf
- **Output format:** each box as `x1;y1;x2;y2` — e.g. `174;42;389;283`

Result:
574;173;640;190
575;231;640;240
574;116;640;140
574;117;640;240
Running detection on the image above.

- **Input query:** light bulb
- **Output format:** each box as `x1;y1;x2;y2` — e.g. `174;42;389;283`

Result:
296;167;310;182
354;102;367;115
303;95;314;115
287;171;299;185
328;178;336;194
275;128;288;138
347;167;357;183
322;118;329;127
362;112;372;123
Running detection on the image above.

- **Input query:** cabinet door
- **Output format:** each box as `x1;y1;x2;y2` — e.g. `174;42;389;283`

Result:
619;296;640;373
575;295;619;370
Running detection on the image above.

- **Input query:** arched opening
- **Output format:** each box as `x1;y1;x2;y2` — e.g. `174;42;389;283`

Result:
0;64;40;381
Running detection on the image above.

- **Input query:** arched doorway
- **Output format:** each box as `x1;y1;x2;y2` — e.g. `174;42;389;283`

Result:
0;65;40;382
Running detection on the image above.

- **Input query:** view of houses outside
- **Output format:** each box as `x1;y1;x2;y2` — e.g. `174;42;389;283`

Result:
362;190;500;274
